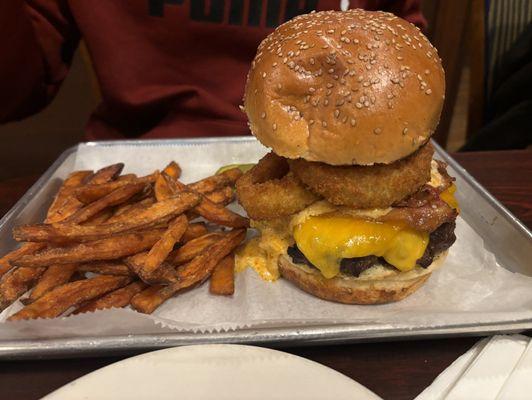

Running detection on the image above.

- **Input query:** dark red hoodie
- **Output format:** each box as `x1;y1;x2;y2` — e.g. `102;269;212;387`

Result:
0;0;425;140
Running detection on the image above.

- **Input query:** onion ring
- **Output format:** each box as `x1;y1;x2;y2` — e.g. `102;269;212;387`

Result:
236;152;319;220
289;143;434;209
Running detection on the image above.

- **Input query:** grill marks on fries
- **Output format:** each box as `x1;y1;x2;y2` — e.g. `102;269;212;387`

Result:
13;192;200;243
8;275;131;321
131;229;245;314
13;229;166;267
3;162;248;320
209;256;235;296
24;264;78;304
73;281;147;314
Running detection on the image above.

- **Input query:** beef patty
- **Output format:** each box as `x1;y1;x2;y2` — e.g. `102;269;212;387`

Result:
287;221;456;277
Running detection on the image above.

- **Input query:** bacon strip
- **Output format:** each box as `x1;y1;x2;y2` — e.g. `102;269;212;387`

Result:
381;196;457;233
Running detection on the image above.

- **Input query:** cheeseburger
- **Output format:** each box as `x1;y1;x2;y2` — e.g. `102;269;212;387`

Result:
235;9;458;304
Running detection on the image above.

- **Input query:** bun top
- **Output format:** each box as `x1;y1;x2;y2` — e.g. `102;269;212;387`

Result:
244;9;445;165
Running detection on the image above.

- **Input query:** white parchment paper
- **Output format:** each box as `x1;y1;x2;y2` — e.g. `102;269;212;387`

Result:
1;139;531;340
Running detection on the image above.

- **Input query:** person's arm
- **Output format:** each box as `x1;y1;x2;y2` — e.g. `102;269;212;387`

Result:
366;0;427;30
0;0;80;122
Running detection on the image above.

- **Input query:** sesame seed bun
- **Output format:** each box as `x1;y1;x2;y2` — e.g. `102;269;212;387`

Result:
278;251;448;304
244;9;445;165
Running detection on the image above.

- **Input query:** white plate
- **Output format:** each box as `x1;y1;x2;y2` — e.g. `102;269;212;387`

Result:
43;344;382;400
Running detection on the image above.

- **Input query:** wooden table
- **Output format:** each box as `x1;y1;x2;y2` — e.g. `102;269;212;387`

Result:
0;150;530;400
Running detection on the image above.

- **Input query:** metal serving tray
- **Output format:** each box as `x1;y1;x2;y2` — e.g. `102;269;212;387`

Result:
0;137;530;360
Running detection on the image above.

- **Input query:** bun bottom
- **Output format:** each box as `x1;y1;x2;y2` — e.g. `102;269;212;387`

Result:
278;251;448;305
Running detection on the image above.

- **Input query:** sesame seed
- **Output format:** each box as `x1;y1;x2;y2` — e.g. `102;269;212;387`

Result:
324;99;329;106
403;128;408;135
261;112;266;119
309;119;314;125
374;128;382;135
350;118;356;126
355;102;363;109
334;109;340;118
425;89;432;95
322;121;328;127
277;83;282;90
262;72;267;78
424;69;430;74
326;83;334;88
309;87;316;93
273;123;277;130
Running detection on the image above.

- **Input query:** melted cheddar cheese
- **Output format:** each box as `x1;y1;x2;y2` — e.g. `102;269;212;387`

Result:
440;184;459;211
236;161;459;282
293;216;429;278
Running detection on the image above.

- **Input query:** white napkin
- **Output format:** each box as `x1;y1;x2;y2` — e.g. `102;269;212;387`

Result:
416;335;532;400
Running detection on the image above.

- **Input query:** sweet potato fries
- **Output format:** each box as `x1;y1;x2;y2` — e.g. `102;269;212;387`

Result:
1;162;247;320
